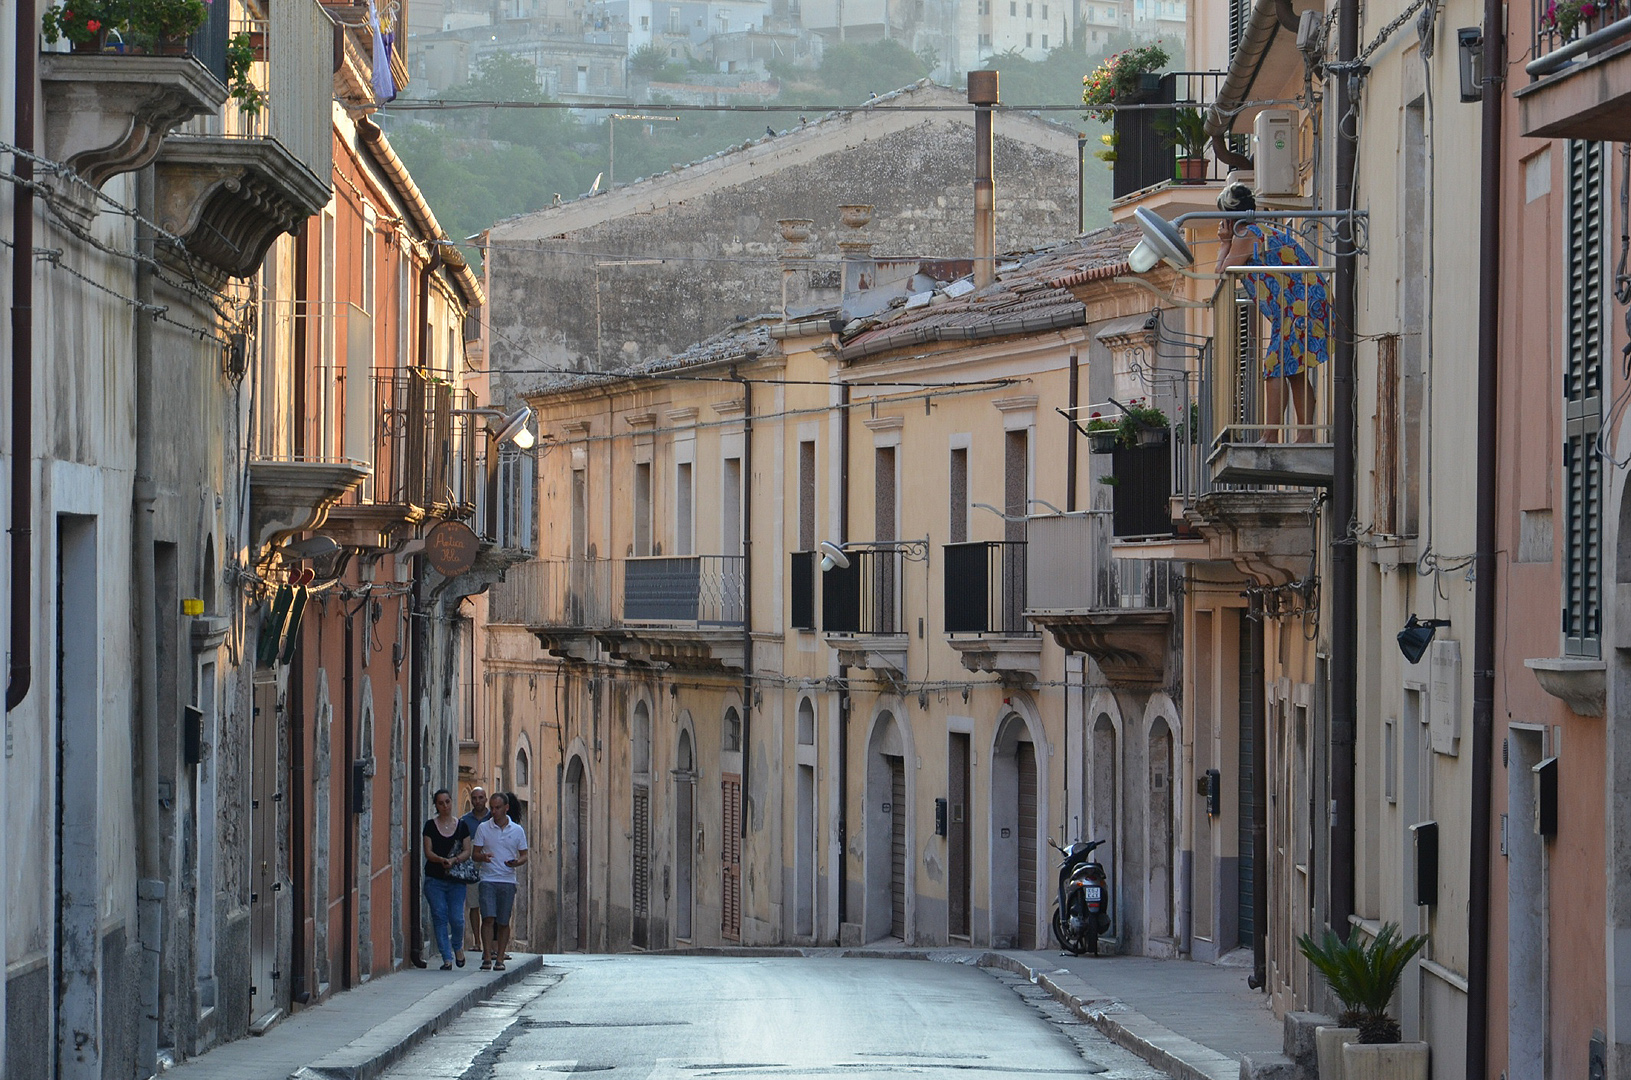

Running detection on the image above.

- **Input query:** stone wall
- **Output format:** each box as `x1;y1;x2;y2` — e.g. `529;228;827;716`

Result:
486;83;1085;397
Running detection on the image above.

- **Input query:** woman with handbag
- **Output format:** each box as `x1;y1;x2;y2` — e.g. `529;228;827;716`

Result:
423;788;477;970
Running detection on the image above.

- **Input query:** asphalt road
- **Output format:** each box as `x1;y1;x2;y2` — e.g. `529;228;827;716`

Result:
379;955;1174;1080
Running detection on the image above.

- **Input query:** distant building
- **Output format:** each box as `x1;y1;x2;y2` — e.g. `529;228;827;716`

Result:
613;0;773;59
409;17;631;98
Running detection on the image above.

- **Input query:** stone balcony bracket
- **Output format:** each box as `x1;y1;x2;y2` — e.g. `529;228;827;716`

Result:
1524;657;1606;717
247;459;370;555
38;54;227;223
945;634;1043;684
1192;490;1319;586
610;629;745;671
156;135;331;281
1027;609;1171;690
827;635;909;680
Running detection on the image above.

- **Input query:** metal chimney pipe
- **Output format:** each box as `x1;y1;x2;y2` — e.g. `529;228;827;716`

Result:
968;70;998;290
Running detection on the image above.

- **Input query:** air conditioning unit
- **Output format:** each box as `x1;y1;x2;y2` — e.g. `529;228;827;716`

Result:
1253;110;1300;198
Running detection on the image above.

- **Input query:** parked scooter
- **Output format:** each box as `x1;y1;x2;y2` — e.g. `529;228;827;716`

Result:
1048;838;1110;955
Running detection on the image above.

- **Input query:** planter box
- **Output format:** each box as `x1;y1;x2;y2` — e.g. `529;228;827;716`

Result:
1111;442;1171;538
1316;1027;1359;1080
1088;430;1119;455
1342;1042;1429;1080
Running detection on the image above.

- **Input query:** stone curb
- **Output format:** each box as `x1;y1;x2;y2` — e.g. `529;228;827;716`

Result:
288;955;544;1080
986;952;1240;1080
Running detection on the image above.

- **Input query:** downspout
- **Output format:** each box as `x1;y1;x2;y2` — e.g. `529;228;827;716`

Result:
836;380;851;932
1250;611;1268;987
408;561;426;967
1329;0;1360;941
1467;0;1504;1069
342;603;356;988
134;163;165;1080
290;224;310;1003
6;0;35;713
1067;350;1079;512
732;366;753;838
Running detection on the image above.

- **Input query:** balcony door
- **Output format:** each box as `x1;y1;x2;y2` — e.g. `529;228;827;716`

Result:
948;733;971;939
562;756;588;950
675;728;695;941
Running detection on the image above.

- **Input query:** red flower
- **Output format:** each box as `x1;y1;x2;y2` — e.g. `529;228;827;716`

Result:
86;18;100;30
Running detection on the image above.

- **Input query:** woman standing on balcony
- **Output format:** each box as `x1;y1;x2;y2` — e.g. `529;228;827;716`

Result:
1214;182;1331;443
423;788;474;970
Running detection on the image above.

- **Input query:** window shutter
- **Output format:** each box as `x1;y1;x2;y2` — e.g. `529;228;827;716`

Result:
1563;139;1604;658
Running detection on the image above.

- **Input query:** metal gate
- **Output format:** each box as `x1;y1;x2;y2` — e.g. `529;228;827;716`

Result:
1237;610;1257;949
889;757;906;939
948;734;971;938
632;784;650;948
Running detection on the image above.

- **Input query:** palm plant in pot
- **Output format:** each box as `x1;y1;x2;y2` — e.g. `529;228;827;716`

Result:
1297;923;1428;1080
1155;106;1210;184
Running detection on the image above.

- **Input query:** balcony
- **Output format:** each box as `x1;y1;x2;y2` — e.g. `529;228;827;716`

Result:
1110;71;1233;218
943;541;1042;682
1023;513;1176;688
491;555;745;668
822;544;910;678
1518;0;1631;139
1204;265;1334;487
38;54;226;223
155;0;334;280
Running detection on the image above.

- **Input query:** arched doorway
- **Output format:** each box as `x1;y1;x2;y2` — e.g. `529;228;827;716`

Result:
1147;717;1174;943
992;712;1039;949
562;756;588;950
865;710;909;942
632;700;652;948
674;728;695;942
721;706;743;941
1090;712;1118;941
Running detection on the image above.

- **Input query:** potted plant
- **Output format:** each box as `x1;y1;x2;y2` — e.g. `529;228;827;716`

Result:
128;0;209;52
1156;106;1210;184
1081;43;1171;122
226;31;266;115
42;1;119;52
1296;923;1429;1080
1085;412;1120;454
1107;401;1172;537
1541;0;1623;37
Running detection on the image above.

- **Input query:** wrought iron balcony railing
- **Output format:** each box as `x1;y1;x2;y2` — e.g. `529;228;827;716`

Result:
623;555;745;626
822;544;905;636
943;541;1033;635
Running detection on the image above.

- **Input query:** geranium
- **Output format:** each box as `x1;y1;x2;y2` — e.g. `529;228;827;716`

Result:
1081;42;1171;123
1542;0;1622;36
41;1;121;44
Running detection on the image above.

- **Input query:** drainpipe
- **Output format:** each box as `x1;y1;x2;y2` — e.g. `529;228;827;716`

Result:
290;224;310;1003
836;381;851;932
133;164;165;1080
1250;611;1268;988
1328;0;1360;943
1076;134;1086;236
732;367;753;838
1467;0;1504;1070
408;560;426;967
1067;350;1079;512
342;604;356;988
969;70;998;290
6;0;35;714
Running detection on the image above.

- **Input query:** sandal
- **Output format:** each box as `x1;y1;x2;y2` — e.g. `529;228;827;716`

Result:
441;962;453;971
455;952;466;968
480;959;493;971
493;961;506;972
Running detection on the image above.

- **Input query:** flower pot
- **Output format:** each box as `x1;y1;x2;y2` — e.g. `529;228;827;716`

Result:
1342;1042;1429;1080
71;29;109;53
1177;156;1208;184
157;35;189;56
1136;426;1170;447
1136;72;1162;95
248;29;268;60
1088;430;1119;455
1315;1027;1359;1080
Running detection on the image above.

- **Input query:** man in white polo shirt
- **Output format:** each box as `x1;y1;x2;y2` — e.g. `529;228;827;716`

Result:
472;791;528;971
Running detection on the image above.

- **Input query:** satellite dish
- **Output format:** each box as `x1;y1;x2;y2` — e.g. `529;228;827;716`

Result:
1128;206;1195;273
818;540;850;572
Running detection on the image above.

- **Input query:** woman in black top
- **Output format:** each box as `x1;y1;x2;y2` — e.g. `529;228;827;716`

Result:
422;788;473;969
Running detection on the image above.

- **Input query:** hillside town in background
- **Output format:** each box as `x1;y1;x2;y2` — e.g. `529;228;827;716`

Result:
3;0;1631;1078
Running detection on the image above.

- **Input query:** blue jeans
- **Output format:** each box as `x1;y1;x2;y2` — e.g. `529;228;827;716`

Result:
424;876;466;963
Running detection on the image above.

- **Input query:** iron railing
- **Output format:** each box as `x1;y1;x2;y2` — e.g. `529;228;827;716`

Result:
1210;263;1333;448
1112;70;1231;199
790;551;817;631
943;541;1033;634
1025;513;1175;612
487;558;619;627
822;544;905;636
624;555;745;626
472;443;536;551
1532;0;1631;77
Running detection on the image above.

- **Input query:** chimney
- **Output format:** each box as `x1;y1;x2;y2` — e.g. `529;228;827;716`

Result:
968;70;998;290
777;218;814;322
838;203;875;299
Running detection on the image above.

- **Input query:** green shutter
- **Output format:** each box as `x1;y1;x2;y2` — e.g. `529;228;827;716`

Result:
1564;140;1604;659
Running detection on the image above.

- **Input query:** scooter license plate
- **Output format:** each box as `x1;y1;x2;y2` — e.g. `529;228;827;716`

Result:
1083;885;1103;902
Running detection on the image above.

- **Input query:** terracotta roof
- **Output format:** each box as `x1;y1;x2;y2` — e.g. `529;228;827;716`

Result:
522;318;786;399
837;224;1140;360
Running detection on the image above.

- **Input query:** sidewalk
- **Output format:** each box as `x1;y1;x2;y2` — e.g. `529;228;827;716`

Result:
991;949;1284;1080
161;956;542;1080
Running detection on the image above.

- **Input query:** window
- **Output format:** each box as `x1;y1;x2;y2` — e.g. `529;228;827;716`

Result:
571;467;588;558
1025;32;1032;45
1041;3;1048;15
641;14;650;26
949;446;969;544
1041;33;1048;47
361;212;376;315
723;706;742;751
634;461;653;556
979;31;992;45
1004;429;1028;543
1563;139;1605;657
723;457;743;555
798;440;817;551
1009;2;1016;14
875;446;897;541
675;461;694;555
668;6;680;31
515;746;530;787
633;701;652;774
1025;2;1032;14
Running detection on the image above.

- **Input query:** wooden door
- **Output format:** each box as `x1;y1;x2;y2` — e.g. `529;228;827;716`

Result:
1017;742;1038;950
632;784;650;948
576;772;590;949
722;774;742;941
889;756;906;939
948;734;970;938
676;778;694;940
250;680;280;1023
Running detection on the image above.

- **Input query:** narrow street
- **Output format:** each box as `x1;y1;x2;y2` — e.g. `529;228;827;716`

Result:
377;956;1176;1080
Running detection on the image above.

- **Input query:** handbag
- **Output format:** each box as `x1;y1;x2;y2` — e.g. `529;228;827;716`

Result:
446;857;480;884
